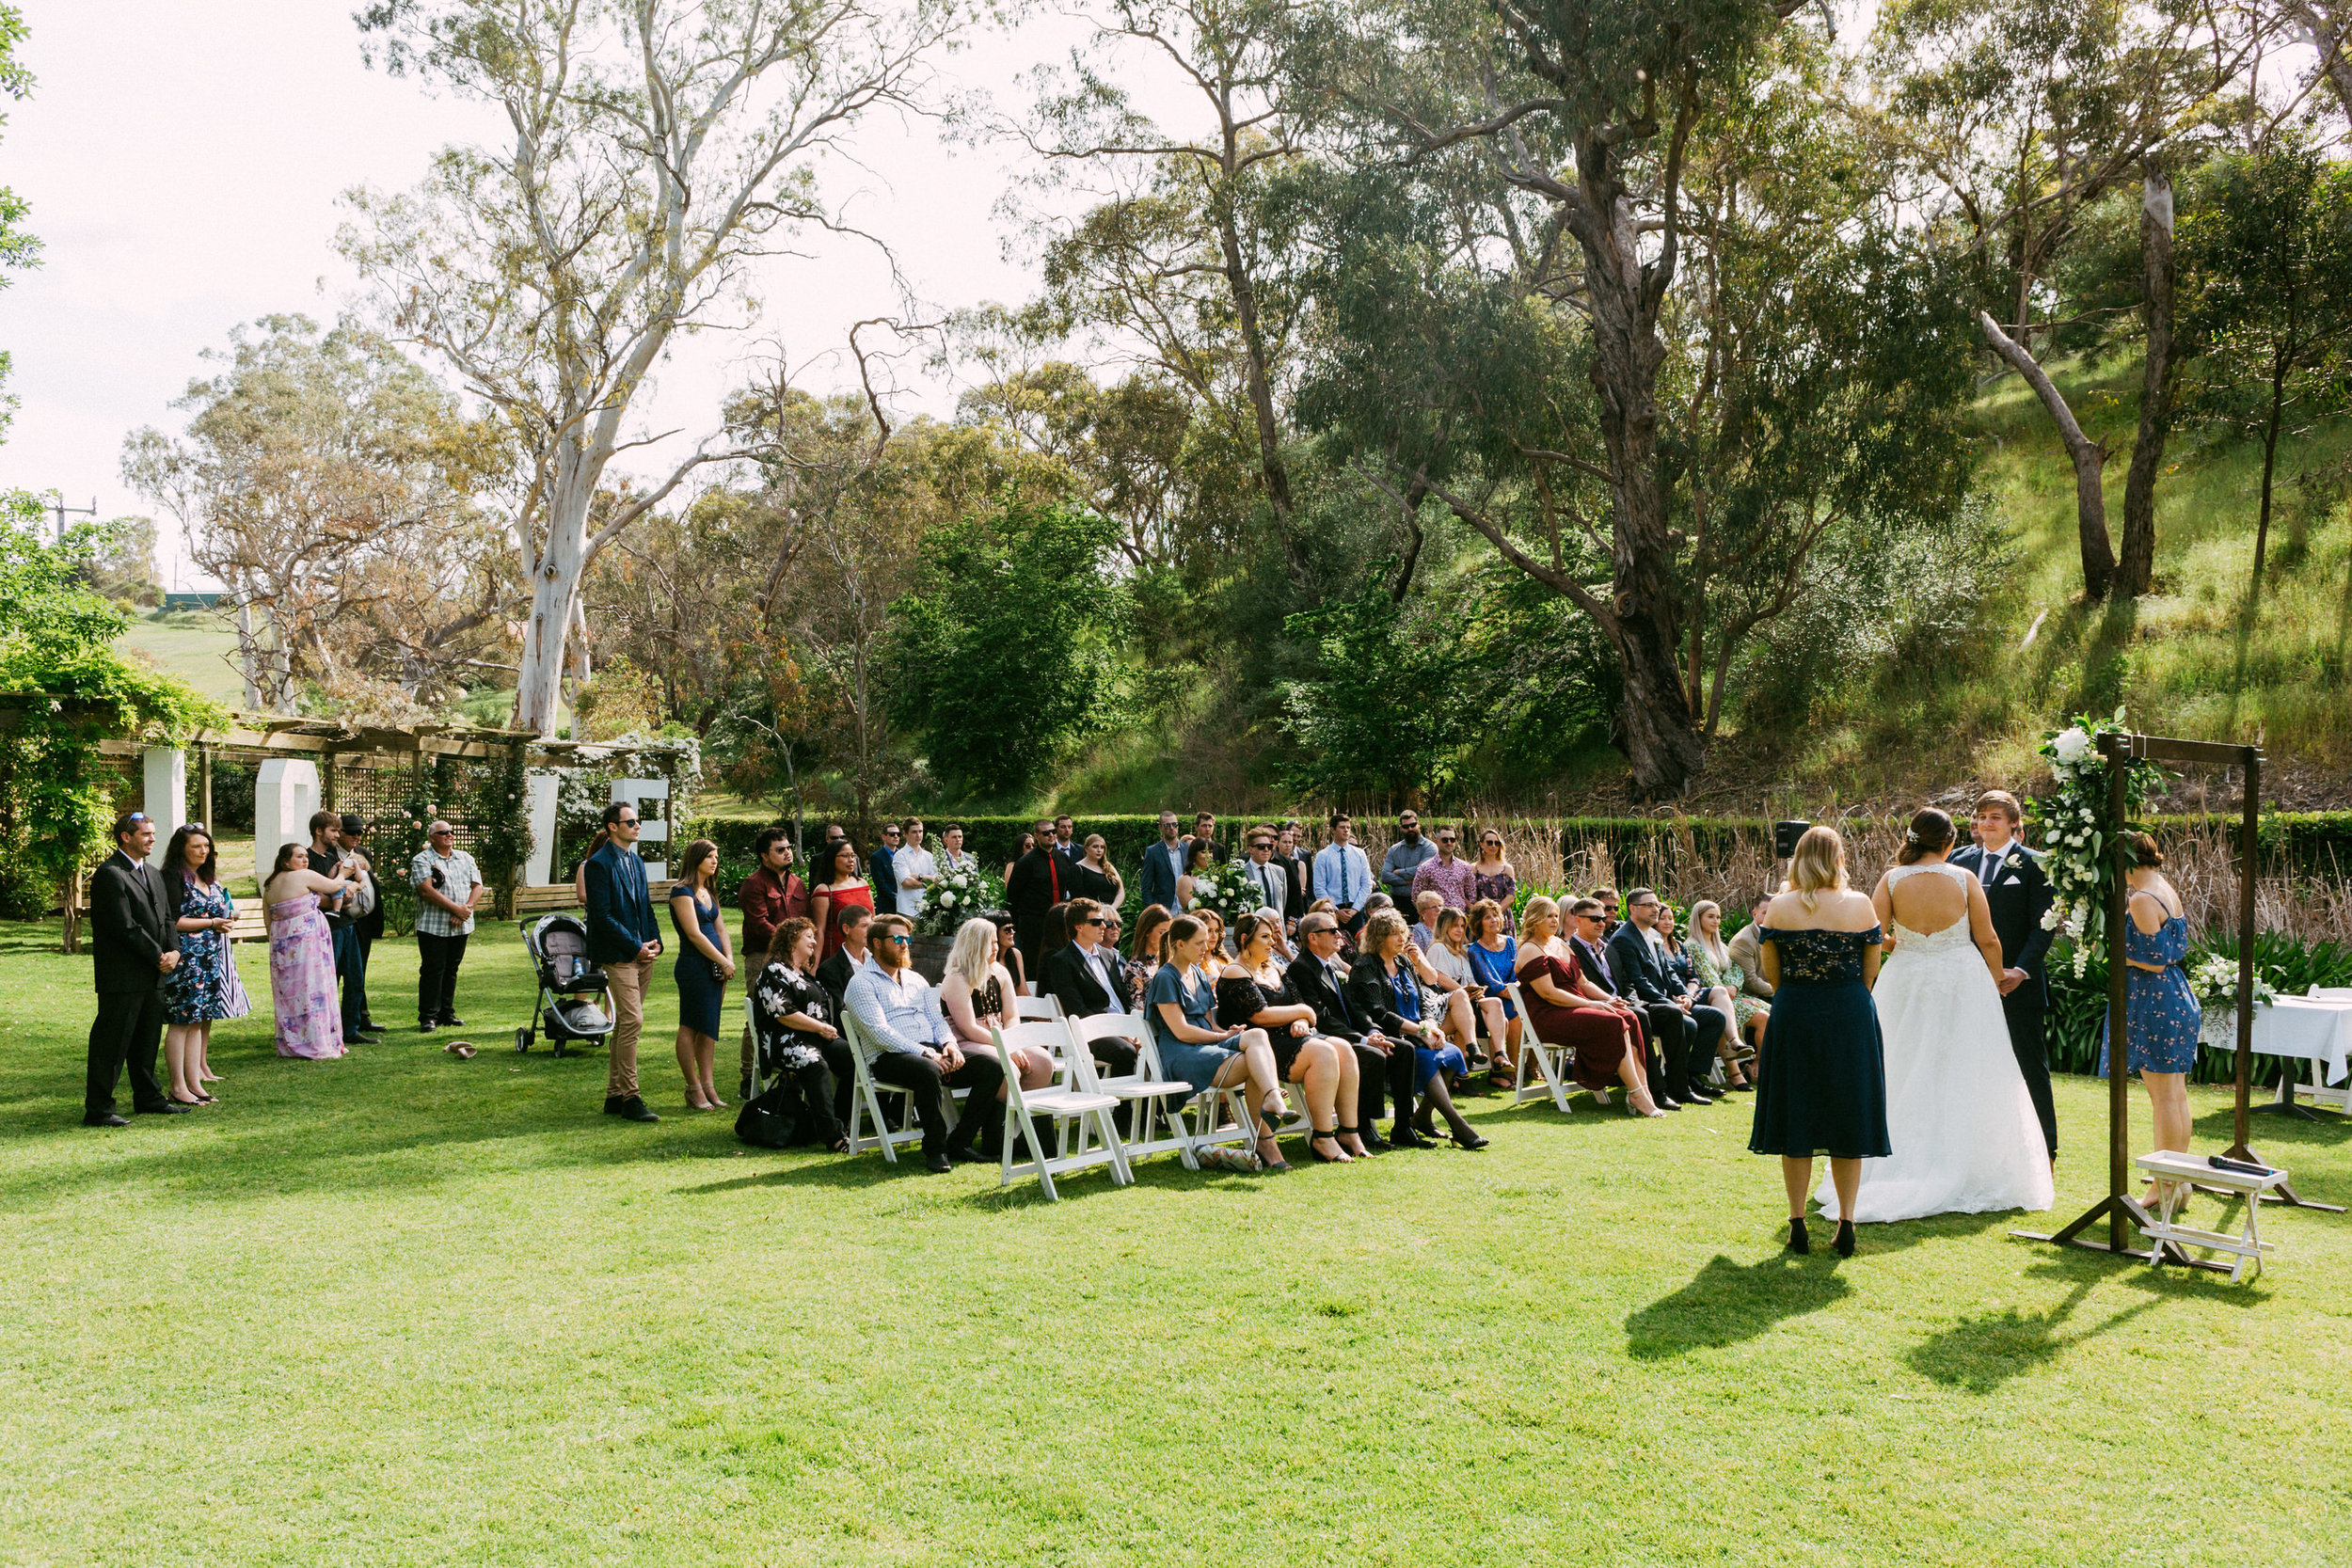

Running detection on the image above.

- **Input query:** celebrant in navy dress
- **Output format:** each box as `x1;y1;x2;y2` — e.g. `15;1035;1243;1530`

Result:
1747;827;1888;1258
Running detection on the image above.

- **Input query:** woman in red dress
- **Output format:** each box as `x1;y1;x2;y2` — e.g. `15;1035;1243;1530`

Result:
1514;896;1664;1117
808;839;876;964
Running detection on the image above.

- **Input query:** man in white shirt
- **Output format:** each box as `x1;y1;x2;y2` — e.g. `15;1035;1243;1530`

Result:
842;915;1002;1173
893;817;940;920
1311;812;1375;935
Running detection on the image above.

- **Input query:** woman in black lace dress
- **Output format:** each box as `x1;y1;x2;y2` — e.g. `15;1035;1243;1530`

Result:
750;917;849;1150
1746;827;1888;1258
1214;911;1362;1162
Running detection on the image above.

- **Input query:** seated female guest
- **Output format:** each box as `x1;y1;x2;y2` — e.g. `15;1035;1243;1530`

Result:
1688;899;1765;1085
1347;910;1486;1148
1514;896;1663;1117
942;916;1056;1108
162;824;248;1104
670;838;735;1111
1125;903;1172;998
1216;911;1368;1162
1422;907;1508;1073
1175;838;1217;911
1149;914;1290;1172
1409;891;1443;952
749;916;849;1151
1463;898;1525;1081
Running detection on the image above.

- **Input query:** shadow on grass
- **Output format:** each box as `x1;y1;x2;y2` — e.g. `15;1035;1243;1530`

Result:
1623;1254;1852;1359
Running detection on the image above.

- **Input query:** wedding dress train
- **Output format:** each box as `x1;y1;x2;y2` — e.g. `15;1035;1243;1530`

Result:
1818;863;2054;1223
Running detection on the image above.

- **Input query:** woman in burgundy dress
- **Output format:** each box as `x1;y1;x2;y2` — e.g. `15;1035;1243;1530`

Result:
1513;896;1664;1117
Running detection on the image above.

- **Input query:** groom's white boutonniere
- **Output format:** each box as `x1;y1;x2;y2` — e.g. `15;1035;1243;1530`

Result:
2004;851;2025;871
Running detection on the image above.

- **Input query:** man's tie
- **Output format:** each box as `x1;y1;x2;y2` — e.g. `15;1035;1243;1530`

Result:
1979;850;1998;888
1327;963;1354;1028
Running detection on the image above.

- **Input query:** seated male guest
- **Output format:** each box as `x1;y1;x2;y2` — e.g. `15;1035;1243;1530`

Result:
1606;887;1723;1108
1041;897;1144;1098
817;905;874;1007
843;915;1005;1173
1284;912;1405;1151
1725;894;1775;1002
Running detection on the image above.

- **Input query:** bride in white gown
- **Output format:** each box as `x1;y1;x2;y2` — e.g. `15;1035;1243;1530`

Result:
1819;810;2055;1223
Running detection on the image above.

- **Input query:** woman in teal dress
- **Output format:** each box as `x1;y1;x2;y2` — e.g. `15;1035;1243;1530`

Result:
1146;913;1287;1172
1747;827;1887;1259
2100;832;2201;1207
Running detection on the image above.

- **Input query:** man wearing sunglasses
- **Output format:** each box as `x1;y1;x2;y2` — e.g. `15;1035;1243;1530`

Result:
1607;888;1723;1109
584;801;663;1122
1042;898;1143;1093
84;811;183;1126
410;819;482;1037
843;914;1003;1173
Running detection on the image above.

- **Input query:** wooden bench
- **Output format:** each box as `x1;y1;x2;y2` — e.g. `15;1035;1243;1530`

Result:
2137;1149;2288;1282
513;884;581;916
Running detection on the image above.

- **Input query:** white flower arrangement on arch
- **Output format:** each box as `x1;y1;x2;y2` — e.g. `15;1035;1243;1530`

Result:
2026;708;2166;978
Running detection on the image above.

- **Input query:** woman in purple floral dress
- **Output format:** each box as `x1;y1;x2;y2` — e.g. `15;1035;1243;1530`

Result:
262;842;352;1060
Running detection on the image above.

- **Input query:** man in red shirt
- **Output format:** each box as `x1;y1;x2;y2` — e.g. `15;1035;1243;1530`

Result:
737;827;807;1097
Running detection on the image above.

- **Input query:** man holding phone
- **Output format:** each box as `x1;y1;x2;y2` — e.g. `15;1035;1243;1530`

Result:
584;801;663;1123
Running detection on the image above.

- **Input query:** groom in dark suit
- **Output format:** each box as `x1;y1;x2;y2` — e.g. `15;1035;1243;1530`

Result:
1950;790;2058;1161
85;811;183;1126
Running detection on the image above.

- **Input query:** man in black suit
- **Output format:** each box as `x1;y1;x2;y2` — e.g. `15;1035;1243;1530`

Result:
1285;913;1401;1150
1006;820;1064;975
84;811;183;1126
1951;790;2058;1160
339;815;386;1035
867;823;902;917
1608;888;1722;1107
1276;821;1313;926
1041;898;1143;1113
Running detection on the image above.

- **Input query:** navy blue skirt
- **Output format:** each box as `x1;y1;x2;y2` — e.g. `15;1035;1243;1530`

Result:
1747;978;1890;1160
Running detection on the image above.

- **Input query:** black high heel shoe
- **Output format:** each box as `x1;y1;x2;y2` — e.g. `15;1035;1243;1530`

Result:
1308;1128;1351;1163
1786;1216;1810;1255
1833;1220;1857;1259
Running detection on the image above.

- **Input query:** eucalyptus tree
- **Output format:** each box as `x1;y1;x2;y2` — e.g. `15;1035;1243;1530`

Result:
339;0;969;735
1290;0;1973;798
1850;0;2273;599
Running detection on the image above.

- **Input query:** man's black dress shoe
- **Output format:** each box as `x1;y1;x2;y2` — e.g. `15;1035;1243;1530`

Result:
418;1021;437;1034
440;1015;466;1028
351;1028;385;1042
83;1112;130;1128
1388;1123;1436;1148
135;1101;189;1116
602;1095;660;1122
924;1151;953;1174
946;1145;987;1164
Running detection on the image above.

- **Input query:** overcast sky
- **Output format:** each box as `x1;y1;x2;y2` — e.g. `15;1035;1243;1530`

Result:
0;1;1153;588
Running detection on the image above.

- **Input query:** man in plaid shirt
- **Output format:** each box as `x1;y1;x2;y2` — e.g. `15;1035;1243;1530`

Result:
1411;825;1478;919
411;822;482;1033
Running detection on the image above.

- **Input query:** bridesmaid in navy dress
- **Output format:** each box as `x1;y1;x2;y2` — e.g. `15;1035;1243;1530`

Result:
2100;832;2201;1208
1747;827;1888;1258
669;838;736;1112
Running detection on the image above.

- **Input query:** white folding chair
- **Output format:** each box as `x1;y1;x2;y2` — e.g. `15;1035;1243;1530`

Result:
1014;992;1065;1024
743;991;767;1101
838;1009;925;1162
993;1021;1129;1199
1502;980;1575;1114
1070;1011;1225;1170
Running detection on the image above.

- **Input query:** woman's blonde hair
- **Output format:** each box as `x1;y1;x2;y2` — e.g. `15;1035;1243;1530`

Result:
1689;899;1729;967
946;917;998;988
1363;908;1410;955
1785;826;1849;911
1519;895;1560;938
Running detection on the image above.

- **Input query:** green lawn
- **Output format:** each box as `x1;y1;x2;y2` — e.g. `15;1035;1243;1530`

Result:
2;916;2346;1565
114;614;247;706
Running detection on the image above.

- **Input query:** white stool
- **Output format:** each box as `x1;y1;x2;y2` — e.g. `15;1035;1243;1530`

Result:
2134;1149;2288;1282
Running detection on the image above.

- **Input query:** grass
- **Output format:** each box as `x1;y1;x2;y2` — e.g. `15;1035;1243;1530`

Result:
4;916;2349;1564
114;613;247;706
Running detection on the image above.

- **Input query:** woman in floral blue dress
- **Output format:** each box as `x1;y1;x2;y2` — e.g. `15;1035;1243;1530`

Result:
2100;832;2200;1207
162;825;249;1103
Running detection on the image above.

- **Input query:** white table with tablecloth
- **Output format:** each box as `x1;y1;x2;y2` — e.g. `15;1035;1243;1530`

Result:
2200;991;2352;1109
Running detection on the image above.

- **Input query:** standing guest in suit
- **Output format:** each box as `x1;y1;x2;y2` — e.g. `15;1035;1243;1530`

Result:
1312;813;1375;936
1136;812;1187;912
263;842;354;1061
337;815;385;1038
1950;790;2058;1161
1069;834;1125;910
1238;829;1291;930
1725;894;1776;1005
737;828;807;1099
844;915;1005;1174
867;823;903;917
893;818;940;920
668;838;735;1112
1609;888;1723;1108
1052;815;1083;869
161;825;248;1104
584;802;663;1123
83;812;185;1126
1275;822;1313;926
410;821;482;1034
1380;810;1437;905
1348;910;1486;1148
1007;828;1066;976
307;812;365;1047
808;839;874;965
1285;913;1403;1152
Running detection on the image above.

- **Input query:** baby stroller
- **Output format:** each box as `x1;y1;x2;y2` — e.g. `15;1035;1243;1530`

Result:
516;912;614;1057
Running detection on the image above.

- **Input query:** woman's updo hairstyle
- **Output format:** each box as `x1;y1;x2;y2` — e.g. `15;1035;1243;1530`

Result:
1161;913;1206;964
2123;831;2164;868
1896;807;1956;866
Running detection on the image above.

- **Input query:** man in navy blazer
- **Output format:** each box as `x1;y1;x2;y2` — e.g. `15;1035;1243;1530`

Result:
1607;888;1723;1108
1136;810;1186;912
83;811;183;1126
584;801;663;1122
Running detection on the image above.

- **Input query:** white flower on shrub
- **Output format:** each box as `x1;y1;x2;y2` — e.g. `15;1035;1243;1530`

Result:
2052;726;2093;765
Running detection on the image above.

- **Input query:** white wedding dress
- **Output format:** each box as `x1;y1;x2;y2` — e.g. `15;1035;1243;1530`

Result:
1819;862;2055;1223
